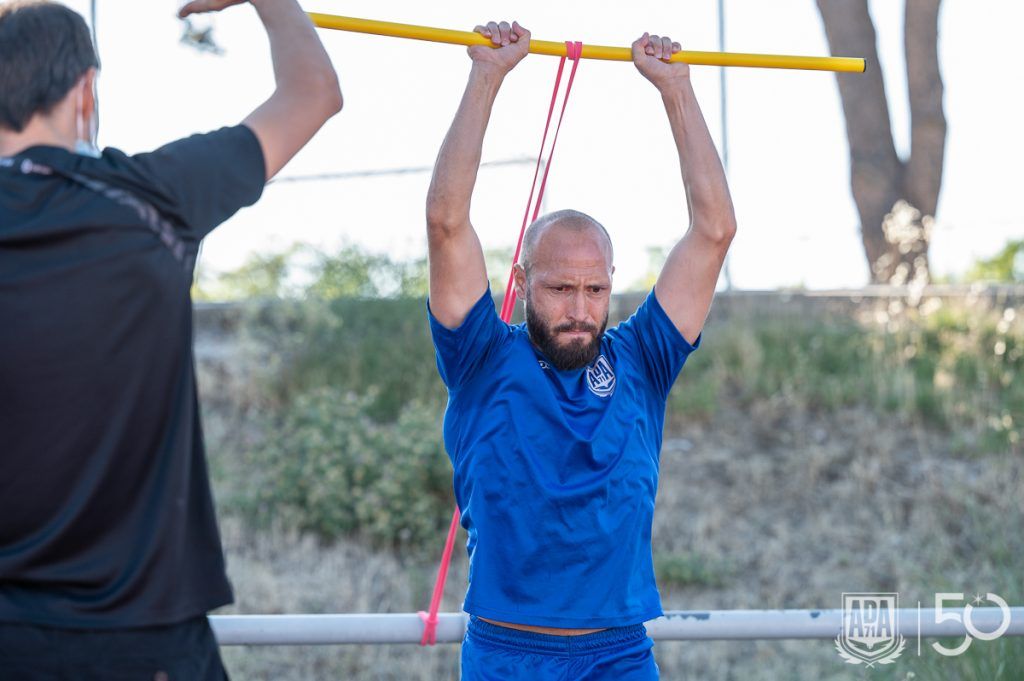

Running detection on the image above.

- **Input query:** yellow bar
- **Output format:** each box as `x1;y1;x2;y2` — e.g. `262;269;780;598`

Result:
308;13;866;73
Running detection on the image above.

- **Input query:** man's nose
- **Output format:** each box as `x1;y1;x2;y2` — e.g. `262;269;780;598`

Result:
567;291;587;321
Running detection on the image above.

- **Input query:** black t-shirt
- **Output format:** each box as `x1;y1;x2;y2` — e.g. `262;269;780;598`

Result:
0;125;265;628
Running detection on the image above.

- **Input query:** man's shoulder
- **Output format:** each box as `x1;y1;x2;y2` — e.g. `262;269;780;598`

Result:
598;328;644;378
461;324;533;380
0;144;172;225
483;320;528;359
602;315;641;351
3;144;132;178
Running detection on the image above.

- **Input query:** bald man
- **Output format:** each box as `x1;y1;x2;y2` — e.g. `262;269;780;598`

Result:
425;20;735;680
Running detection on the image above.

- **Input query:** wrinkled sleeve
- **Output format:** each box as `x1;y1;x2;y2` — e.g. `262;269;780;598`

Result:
427;288;508;390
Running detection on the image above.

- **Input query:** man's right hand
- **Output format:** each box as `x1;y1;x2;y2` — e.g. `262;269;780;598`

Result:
469;21;530;76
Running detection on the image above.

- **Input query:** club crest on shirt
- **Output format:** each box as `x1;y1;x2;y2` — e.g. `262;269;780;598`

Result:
586;355;616;398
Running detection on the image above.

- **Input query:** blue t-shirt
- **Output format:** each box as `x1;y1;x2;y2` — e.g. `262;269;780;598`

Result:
428;288;700;629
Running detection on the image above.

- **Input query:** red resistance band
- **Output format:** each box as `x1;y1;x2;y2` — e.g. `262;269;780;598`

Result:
418;41;584;647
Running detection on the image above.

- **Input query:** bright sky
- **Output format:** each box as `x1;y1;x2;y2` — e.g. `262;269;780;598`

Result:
67;0;1023;290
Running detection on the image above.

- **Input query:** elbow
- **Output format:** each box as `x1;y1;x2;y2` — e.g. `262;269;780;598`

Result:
716;217;737;244
711;202;738;244
693;196;737;245
697;215;736;246
278;70;343;121
296;68;343;119
321;71;343;117
426;191;452;233
426;203;466;240
328;75;343;116
426;211;456;239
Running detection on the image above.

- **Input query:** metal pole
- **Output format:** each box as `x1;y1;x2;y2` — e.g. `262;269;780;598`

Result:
270;156;537;185
719;0;734;292
211;613;469;646
90;0;98;51
210;608;1024;645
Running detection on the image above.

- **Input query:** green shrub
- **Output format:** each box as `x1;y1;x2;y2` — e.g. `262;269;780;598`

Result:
966;239;1024;283
226;296;446;422
194;244;430;302
667;353;719;426
655;551;732;589
678;300;1023;453
236;389;455;552
283;297;446;421
199;245;1023;454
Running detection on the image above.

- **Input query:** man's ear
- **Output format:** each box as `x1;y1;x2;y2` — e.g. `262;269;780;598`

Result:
513;263;528;299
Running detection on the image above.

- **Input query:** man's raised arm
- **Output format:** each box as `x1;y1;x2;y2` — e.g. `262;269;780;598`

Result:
633;33;737;345
179;0;343;181
426;21;529;329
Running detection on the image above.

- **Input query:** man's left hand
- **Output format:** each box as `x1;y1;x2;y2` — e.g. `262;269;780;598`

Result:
632;33;690;93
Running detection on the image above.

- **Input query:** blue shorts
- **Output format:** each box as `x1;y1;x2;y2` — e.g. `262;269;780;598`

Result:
460;615;659;680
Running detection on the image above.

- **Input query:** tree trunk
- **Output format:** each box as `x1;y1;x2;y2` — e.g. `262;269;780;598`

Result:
816;0;946;285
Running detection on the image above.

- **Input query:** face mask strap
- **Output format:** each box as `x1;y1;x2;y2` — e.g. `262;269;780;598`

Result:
74;75;101;158
89;75;99;144
75;85;85;142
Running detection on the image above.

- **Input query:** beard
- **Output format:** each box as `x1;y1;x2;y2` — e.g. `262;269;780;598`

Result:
525;295;608;371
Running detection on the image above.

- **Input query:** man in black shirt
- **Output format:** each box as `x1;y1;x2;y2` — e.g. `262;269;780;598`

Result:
0;0;342;677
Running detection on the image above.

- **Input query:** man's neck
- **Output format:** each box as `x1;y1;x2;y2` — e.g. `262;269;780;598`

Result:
0;116;74;157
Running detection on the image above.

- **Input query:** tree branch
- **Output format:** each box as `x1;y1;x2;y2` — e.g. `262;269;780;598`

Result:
904;0;946;217
816;0;905;270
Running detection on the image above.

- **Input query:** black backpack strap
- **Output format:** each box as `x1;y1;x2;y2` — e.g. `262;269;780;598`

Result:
1;157;196;275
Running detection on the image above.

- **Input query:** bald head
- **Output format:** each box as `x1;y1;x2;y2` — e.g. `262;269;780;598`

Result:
520;209;613;275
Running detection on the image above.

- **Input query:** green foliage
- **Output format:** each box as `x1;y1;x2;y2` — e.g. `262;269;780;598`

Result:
200;246;1024;551
966;239;1024;283
308;246;428;299
666;348;719;425
681;301;1023;452
241;295;446;422
236;389;453;552
655;551;731;589
197;245;446;420
891;303;1023;451
193;243;429;302
193;248;295;301
712;314;876;411
220;291;1020;550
